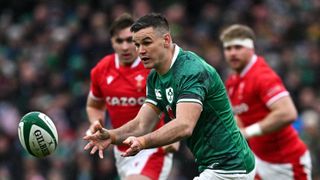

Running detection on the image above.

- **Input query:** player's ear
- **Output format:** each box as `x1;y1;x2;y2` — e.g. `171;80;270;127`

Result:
163;33;171;48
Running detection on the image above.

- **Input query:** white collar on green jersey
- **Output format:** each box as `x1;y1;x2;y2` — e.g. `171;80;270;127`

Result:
169;44;181;69
240;54;257;77
115;53;141;69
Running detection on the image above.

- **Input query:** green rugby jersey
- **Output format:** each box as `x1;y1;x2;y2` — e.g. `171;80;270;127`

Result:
145;45;255;174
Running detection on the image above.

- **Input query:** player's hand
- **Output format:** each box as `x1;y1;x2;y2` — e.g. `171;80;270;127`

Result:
162;141;180;153
83;122;113;159
86;120;101;136
121;136;145;157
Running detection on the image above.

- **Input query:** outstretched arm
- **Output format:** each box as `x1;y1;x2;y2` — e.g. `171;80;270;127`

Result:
122;102;202;156
108;103;162;143
83;102;161;158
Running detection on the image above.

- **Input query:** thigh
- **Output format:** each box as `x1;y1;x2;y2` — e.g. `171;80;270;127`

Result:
114;147;173;180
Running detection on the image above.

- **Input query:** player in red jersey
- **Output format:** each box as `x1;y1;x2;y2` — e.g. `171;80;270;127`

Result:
220;24;312;180
86;13;177;180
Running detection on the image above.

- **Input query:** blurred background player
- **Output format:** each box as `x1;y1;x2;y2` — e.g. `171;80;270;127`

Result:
86;13;177;180
221;24;312;180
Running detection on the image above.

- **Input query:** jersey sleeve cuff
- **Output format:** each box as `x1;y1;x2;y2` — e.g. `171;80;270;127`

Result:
266;91;289;107
89;91;104;101
177;94;203;106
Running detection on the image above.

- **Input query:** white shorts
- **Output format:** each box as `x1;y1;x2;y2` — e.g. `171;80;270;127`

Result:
193;168;256;180
114;146;173;180
255;151;312;180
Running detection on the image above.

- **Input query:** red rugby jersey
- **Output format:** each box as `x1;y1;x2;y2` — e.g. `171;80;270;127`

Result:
89;53;164;151
226;55;307;163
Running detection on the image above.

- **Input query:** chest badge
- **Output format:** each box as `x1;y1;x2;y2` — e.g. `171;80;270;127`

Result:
135;74;144;92
166;87;174;103
106;76;114;85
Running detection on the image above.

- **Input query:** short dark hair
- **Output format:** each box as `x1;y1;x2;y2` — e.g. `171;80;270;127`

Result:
130;13;169;35
109;13;134;37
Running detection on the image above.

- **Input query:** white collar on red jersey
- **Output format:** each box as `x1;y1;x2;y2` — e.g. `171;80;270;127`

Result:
240;54;257;77
115;54;141;69
169;44;180;69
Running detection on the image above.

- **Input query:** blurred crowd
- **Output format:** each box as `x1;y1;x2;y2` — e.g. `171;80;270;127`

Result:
0;0;319;179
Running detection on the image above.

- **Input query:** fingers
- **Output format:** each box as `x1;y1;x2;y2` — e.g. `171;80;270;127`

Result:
83;129;109;141
84;142;93;150
99;149;104;159
123;136;135;145
93;122;103;133
90;145;98;155
121;147;139;157
121;136;142;157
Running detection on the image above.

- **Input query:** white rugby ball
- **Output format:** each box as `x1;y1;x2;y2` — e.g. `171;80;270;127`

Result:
18;111;58;158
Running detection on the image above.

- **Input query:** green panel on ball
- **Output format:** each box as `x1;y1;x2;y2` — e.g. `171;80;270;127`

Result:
20;111;58;156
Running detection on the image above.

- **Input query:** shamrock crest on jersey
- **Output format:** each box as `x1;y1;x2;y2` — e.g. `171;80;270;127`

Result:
166;87;174;103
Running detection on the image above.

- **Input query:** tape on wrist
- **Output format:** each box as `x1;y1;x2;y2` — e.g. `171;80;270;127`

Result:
245;123;262;138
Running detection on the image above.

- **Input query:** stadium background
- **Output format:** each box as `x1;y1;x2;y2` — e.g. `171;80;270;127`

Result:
0;0;319;179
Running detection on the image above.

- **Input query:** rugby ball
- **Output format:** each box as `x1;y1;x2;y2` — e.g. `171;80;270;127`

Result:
18;111;58;158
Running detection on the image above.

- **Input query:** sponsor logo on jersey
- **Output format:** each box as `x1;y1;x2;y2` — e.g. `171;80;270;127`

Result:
166;87;174;103
155;89;162;100
106;96;145;106
106;76;114;85
232;103;249;115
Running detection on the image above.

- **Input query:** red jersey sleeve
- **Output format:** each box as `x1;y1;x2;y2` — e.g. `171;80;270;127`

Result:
257;70;288;107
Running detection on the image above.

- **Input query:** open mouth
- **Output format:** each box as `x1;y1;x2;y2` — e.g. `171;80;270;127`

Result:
141;57;150;61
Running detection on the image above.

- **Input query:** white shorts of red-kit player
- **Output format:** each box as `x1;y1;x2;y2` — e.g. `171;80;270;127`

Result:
255;151;312;180
114;146;173;180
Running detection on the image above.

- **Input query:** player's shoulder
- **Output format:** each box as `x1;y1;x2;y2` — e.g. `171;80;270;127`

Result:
92;53;116;71
253;56;276;73
175;50;210;73
252;56;280;79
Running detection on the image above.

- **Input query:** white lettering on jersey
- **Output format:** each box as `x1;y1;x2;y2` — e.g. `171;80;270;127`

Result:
155;89;162;100
232;103;249;115
106;96;145;106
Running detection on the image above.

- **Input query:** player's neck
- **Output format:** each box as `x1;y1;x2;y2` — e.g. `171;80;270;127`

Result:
157;44;175;75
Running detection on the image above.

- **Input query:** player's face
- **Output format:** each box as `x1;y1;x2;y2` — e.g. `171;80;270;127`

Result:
111;27;138;66
224;45;254;73
132;27;167;70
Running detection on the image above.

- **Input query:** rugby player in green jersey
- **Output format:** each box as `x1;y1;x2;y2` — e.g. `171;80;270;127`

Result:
84;13;256;179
